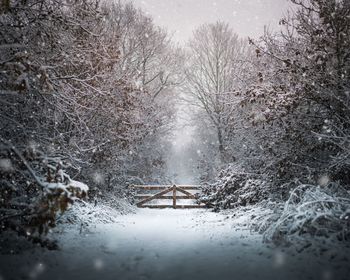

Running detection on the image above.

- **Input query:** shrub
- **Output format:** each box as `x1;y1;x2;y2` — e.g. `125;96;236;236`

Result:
260;184;350;245
0;139;88;249
199;167;275;210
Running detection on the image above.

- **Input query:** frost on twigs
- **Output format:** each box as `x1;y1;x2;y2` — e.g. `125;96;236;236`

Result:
0;140;88;250
260;184;350;247
199;167;273;210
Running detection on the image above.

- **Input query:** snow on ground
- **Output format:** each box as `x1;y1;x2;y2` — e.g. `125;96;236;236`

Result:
56;199;136;225
0;208;349;280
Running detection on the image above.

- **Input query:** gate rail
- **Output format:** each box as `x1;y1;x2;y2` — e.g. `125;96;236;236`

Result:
129;184;207;209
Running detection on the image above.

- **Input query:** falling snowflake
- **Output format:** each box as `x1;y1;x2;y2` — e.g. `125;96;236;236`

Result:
93;172;105;185
273;251;285;267
318;175;330;187
93;259;104;270
0;158;13;172
29;263;45;279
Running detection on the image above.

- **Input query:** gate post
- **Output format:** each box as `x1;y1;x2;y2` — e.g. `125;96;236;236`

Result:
172;185;176;209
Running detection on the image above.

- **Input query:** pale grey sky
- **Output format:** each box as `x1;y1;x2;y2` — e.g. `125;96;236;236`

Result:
132;0;291;43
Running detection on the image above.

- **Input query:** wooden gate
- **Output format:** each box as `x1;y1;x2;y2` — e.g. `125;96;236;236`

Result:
129;185;207;209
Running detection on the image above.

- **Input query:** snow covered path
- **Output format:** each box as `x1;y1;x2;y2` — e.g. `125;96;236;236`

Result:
1;209;349;280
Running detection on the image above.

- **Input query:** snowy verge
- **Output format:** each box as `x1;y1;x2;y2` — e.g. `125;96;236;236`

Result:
198;166;284;210
0;199;136;254
56;198;136;227
253;184;350;244
200;166;350;255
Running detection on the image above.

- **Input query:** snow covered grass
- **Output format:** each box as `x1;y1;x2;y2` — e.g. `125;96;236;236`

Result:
57;198;136;230
0;195;135;255
200;166;350;255
258;184;350;245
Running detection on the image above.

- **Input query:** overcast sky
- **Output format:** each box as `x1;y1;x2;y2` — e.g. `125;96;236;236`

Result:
132;0;291;43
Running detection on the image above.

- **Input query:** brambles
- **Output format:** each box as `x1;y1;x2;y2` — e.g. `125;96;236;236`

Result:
200;167;275;210
260;184;350;245
0;140;88;249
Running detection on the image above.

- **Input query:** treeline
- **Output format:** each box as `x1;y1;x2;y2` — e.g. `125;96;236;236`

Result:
186;0;350;243
186;0;350;187
0;0;181;244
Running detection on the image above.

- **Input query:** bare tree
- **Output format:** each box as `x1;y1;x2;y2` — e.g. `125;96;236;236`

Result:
184;22;252;159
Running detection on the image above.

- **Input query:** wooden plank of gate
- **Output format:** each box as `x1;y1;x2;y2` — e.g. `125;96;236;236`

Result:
176;185;201;190
131;185;172;190
130;185;201;190
172;185;176;208
176;187;196;199
131;184;207;209
135;195;193;199
138;205;207;209
136;186;173;207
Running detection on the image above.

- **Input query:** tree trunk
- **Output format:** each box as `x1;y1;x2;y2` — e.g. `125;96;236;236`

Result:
217;127;224;154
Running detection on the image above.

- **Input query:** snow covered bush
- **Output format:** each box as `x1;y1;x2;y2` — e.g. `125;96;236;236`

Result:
0;140;88;249
241;0;350;186
257;184;350;245
199;166;277;210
